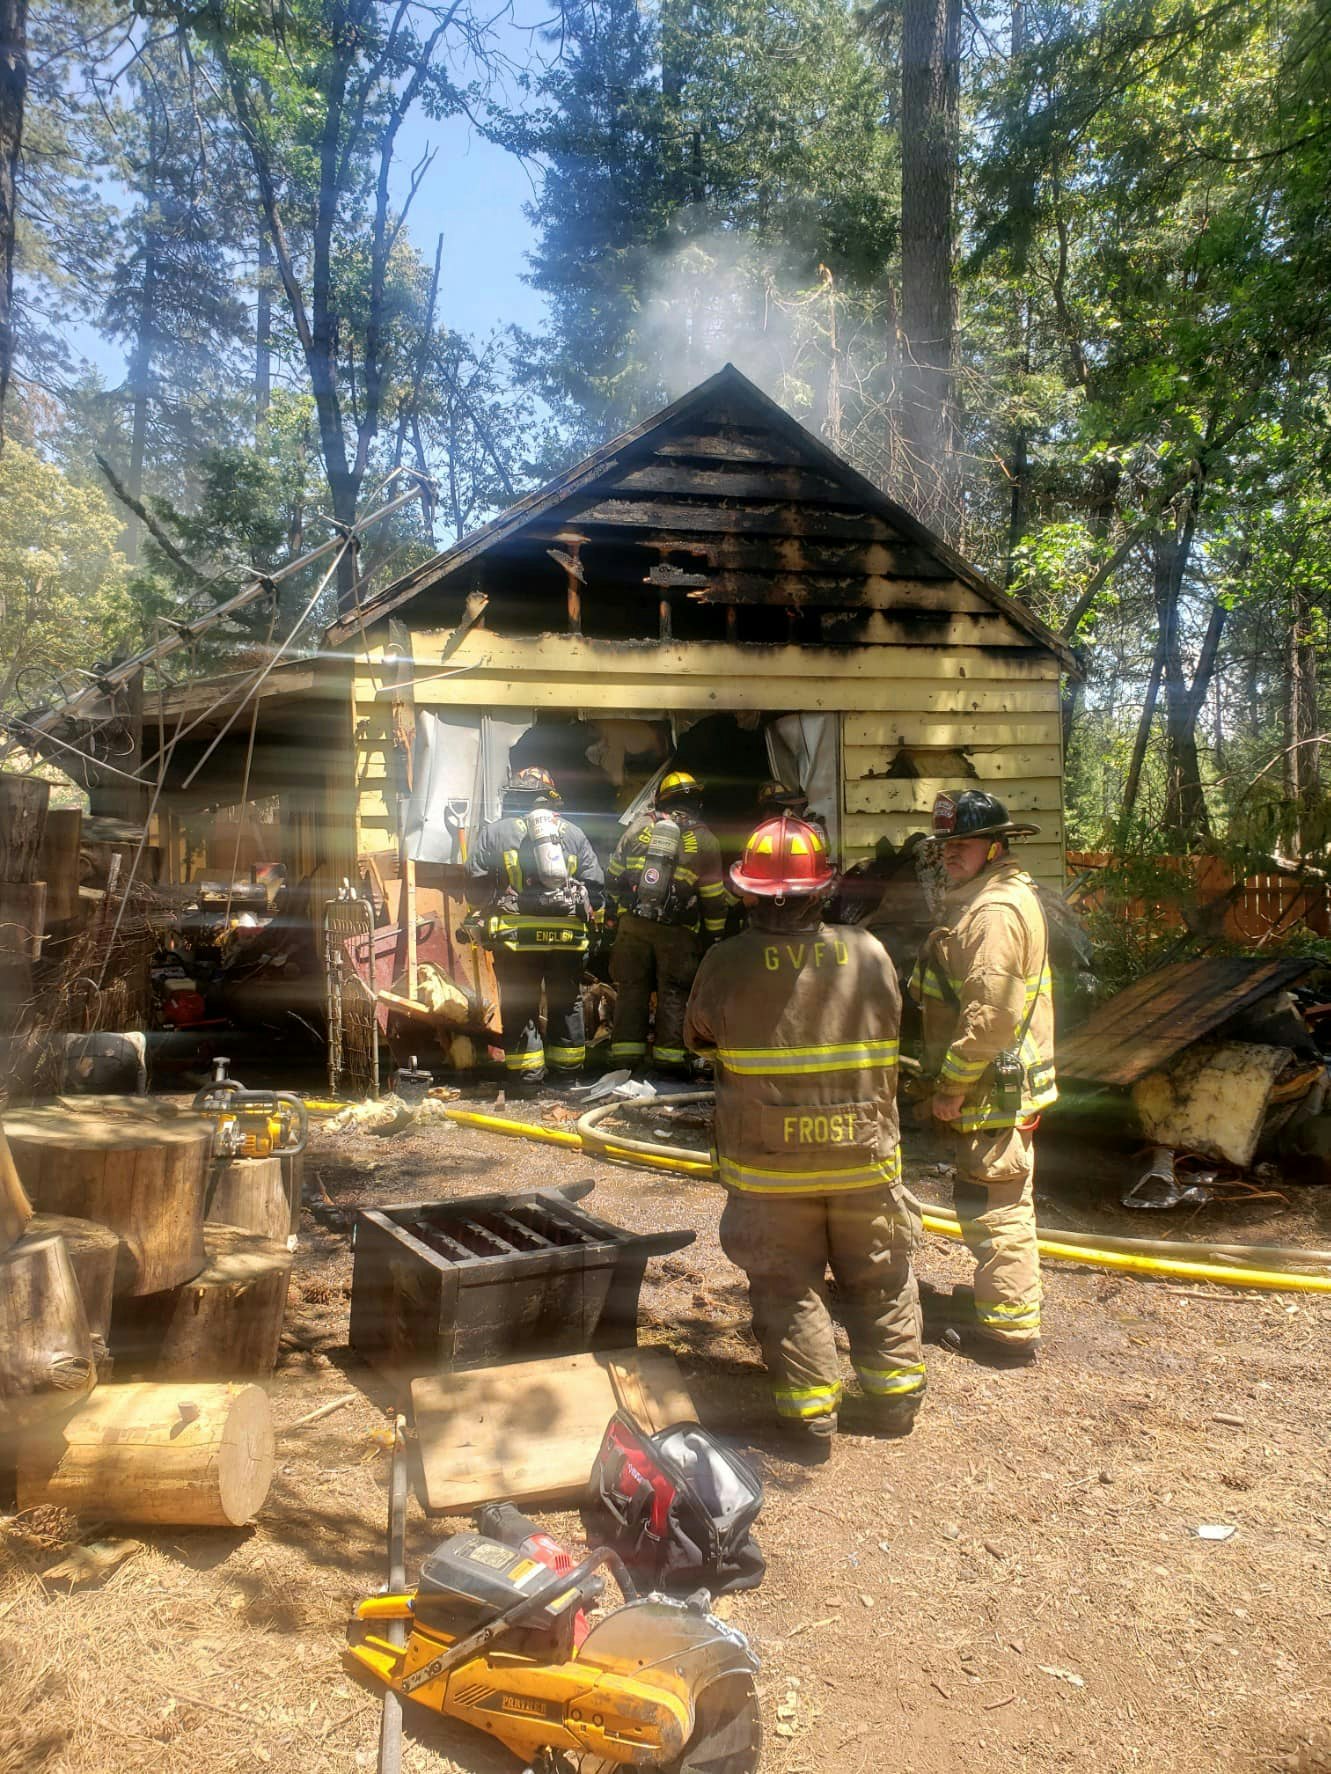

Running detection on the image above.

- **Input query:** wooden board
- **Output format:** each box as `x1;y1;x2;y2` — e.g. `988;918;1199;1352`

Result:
845;713;1062;748
845;743;1063;780
412;1346;695;1512
844;776;1063;816
1056;958;1316;1087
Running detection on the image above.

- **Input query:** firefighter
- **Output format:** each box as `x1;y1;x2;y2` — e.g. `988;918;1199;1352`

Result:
908;789;1057;1364
605;770;727;1077
684;814;923;1457
466;766;604;1086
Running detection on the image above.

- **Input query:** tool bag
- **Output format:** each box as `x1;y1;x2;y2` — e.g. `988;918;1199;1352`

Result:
585;1414;765;1595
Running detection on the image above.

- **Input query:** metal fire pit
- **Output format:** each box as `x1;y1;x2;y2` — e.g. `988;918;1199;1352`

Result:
348;1180;694;1379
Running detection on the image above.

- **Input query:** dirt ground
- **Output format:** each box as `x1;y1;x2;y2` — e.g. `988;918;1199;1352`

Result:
4;1097;1331;1774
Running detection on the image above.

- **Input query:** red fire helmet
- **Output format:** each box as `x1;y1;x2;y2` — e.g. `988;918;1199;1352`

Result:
728;814;836;899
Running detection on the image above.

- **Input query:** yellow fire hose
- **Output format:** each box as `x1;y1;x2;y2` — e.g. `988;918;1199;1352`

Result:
439;1099;1331;1296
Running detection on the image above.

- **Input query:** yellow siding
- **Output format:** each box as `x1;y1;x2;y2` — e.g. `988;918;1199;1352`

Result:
350;620;1067;886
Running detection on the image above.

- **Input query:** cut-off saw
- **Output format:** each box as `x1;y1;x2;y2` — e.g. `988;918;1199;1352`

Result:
349;1528;762;1773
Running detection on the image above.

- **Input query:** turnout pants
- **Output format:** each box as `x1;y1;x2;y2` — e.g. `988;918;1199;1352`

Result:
951;1124;1041;1346
719;1183;924;1430
609;912;703;1073
491;949;586;1081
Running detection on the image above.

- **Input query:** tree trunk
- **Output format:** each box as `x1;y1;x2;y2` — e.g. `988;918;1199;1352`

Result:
255;228;272;436
1003;0;1033;584
1284;586;1320;857
5;1098;212;1296
124;135;161;566
37;805;81;926
0;1230;96;1431
110;1223;293;1381
0;0;25;447
16;1380;275;1526
1153;493;1210;846
898;0;962;541
1120;619;1167;844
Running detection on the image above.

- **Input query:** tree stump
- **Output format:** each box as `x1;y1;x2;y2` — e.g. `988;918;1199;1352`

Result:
0;1120;33;1253
5;1098;212;1295
0;880;46;963
37;807;82;926
16;1381;274;1527
205;1156;289;1244
280;1149;304;1237
0;1230;97;1432
0;774;50;883
111;1223;293;1381
28;1214;120;1374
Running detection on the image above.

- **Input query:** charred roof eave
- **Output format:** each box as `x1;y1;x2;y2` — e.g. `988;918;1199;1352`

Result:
323;363;1079;675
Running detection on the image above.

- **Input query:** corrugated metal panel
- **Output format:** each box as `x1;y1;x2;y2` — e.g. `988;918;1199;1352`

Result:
1056;958;1317;1087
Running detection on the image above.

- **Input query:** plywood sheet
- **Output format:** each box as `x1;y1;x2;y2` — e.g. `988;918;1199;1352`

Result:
411;1346;695;1512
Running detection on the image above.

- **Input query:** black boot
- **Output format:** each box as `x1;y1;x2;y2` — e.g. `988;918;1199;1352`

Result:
941;1327;1040;1368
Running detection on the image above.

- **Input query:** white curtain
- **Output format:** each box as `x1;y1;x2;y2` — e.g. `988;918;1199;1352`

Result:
766;714;840;859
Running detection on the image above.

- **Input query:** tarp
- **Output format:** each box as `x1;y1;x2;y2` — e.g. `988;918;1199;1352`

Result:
405;710;531;863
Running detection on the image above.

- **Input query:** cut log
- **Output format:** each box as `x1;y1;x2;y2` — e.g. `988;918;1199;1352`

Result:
111;1223;293;1380
0;1230;97;1431
4;1098;212;1295
27;1214;120;1370
16;1380;274;1526
0;880;46;961
205;1156;289;1244
0;773;50;883
37;807;82;925
0;1119;34;1252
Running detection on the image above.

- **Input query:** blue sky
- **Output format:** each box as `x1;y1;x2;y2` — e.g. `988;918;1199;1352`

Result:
71;14;552;385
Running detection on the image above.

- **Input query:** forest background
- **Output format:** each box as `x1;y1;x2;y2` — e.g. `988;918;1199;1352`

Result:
2;0;1329;866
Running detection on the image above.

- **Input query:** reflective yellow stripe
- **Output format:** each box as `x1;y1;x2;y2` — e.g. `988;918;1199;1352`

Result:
699;881;726;900
772;1381;842;1419
504;1051;544;1073
502;848;523;892
609;1041;647;1059
975;1299;1041;1329
856;1361;926;1397
546;1045;585;1067
715;1039;899;1077
939;1050;987;1083
652;1045;688;1065
718;1148;902;1194
489;915;588;953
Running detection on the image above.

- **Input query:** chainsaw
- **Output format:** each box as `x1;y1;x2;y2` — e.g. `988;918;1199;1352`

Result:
348;1525;762;1773
192;1057;308;1161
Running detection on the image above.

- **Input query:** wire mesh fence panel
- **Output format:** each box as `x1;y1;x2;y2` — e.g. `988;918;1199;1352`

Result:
323;896;379;1100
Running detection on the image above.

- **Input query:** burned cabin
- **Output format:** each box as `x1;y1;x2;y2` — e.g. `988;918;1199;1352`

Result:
328;364;1073;885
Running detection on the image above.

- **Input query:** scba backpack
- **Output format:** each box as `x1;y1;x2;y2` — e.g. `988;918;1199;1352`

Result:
585;1414;765;1595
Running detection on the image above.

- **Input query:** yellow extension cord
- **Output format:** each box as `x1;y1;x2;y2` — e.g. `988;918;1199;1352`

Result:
439;1102;1331;1298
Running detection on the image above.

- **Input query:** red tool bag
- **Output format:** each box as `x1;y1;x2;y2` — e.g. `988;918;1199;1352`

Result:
585;1414;765;1595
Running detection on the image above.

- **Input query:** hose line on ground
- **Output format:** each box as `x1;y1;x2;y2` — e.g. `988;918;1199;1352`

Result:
439;1099;1331;1295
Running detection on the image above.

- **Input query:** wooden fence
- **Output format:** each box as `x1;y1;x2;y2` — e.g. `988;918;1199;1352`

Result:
1066;853;1331;944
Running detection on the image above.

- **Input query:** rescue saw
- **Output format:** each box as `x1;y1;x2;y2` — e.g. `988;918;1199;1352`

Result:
348;1530;762;1773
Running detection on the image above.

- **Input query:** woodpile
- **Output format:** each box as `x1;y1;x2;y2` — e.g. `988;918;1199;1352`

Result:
0;1089;295;1527
0;774;49;1051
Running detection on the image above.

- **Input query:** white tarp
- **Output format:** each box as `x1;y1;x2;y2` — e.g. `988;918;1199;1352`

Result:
405;710;532;863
